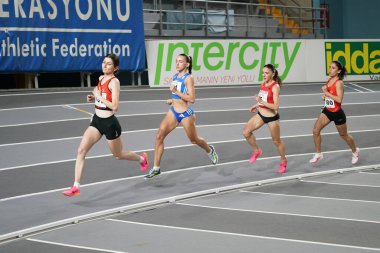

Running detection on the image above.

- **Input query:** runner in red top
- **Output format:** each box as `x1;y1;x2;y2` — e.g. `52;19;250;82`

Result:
324;78;341;112
243;64;288;174
310;60;360;165
62;54;149;197
258;81;277;109
94;76;115;111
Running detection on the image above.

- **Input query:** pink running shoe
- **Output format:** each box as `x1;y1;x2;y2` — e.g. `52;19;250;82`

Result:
249;149;262;163
63;186;80;197
278;160;287;174
140;152;149;171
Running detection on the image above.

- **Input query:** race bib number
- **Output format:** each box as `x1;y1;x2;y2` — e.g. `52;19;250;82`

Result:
258;90;268;105
171;81;182;94
325;97;335;108
95;93;107;108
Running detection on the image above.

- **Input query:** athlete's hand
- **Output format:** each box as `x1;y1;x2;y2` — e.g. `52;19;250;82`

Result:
321;95;325;100
321;85;328;94
92;87;100;99
255;94;263;104
170;83;177;93
87;95;94;102
166;99;173;105
249;104;258;113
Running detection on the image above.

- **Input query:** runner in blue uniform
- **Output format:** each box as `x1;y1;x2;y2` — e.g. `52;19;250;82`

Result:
145;54;218;178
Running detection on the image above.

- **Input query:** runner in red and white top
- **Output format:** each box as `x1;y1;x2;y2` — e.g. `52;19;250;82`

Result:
243;63;288;174
310;60;360;165
62;54;149;197
324;77;342;112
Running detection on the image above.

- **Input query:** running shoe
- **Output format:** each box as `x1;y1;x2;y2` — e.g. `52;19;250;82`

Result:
139;152;149;171
352;148;360;165
249;149;262;163
208;145;219;165
62;186;80;197
309;153;323;164
144;167;161;179
278;160;287;174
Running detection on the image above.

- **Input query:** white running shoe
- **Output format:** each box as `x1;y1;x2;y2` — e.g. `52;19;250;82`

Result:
309;153;323;164
352;148;360;165
208;145;218;165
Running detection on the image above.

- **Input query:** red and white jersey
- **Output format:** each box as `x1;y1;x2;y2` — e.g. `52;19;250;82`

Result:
95;77;115;111
258;81;278;109
324;78;341;112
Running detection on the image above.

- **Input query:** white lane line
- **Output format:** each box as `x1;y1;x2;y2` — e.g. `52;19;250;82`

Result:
0;128;379;172
359;171;380;175
175;202;380;224
239;191;380;204
63;105;93;116
27;238;128;253
0;127;158;147
0;85;263;97
349;82;375;92
1;146;379;202
1;90;379;112
344;84;363;92
1;100;380;128
106;219;380;251
1;115;380;147
0;83;330;97
299;180;380;188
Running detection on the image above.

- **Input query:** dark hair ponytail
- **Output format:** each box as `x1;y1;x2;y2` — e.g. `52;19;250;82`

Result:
332;60;346;80
264;63;282;86
179;53;192;74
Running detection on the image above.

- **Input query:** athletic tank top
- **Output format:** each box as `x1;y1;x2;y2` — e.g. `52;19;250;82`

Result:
171;73;190;99
324;78;341;112
95;77;115;111
258;81;278;109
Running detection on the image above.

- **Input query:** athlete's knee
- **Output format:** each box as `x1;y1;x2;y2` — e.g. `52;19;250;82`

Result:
272;139;282;146
242;128;252;138
339;132;349;139
312;127;321;136
112;152;122;160
77;146;87;157
188;136;198;145
155;129;166;143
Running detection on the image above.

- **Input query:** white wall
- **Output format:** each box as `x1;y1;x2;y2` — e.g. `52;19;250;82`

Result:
146;39;380;87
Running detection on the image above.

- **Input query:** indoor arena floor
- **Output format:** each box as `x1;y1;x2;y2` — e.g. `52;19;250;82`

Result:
0;82;379;253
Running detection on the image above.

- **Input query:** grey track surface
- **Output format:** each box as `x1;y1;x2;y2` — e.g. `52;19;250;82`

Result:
0;82;379;253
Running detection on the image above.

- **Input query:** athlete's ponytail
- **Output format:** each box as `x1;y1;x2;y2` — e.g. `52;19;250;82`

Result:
332;60;346;80
264;63;282;86
179;53;192;74
188;56;193;74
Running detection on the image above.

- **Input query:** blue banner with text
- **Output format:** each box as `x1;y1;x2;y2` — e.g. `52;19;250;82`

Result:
0;0;145;72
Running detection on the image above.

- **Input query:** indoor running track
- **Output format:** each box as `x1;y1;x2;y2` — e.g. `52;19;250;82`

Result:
0;81;379;253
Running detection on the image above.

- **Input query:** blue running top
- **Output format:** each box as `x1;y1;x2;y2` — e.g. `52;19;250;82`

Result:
171;73;190;99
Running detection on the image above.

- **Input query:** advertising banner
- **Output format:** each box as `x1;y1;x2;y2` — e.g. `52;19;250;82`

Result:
0;0;146;72
325;41;380;77
146;39;380;87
